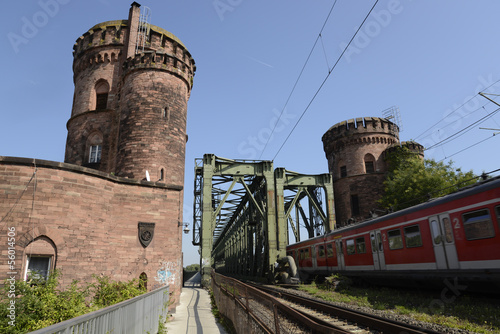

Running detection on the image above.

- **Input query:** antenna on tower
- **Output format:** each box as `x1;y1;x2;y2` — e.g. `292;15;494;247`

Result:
382;106;403;132
135;6;151;54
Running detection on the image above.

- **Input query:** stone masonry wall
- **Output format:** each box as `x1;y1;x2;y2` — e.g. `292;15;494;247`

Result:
0;157;184;306
322;117;399;225
116;68;188;183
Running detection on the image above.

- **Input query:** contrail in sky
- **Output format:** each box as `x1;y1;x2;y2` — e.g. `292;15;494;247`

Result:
244;55;274;68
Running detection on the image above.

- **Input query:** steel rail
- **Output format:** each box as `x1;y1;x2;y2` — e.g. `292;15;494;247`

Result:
254;284;442;334
213;272;350;333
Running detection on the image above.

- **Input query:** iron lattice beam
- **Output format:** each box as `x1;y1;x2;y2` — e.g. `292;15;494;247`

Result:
193;154;336;285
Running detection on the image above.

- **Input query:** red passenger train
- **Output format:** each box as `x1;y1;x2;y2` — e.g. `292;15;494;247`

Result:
286;176;500;288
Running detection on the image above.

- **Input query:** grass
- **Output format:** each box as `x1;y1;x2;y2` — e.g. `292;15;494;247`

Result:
298;278;500;333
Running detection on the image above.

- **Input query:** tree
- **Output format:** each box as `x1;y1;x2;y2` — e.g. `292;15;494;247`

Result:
379;146;476;211
184;263;200;272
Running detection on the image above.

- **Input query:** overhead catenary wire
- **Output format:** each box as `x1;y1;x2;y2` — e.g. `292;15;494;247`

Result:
272;0;380;161
258;0;340;159
437;132;498;164
425;106;500;151
414;78;500;141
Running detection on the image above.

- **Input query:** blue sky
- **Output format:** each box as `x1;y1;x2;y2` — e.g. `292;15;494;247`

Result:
2;0;500;266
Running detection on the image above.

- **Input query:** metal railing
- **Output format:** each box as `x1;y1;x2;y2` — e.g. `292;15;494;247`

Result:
211;271;334;334
28;285;169;334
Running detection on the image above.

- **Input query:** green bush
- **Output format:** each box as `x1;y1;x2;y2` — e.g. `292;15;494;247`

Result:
0;271;146;334
90;275;145;308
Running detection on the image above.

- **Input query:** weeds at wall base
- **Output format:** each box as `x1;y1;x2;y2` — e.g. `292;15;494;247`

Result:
209;288;236;334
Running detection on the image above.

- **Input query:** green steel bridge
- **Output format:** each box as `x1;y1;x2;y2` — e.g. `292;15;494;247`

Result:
192;154;336;285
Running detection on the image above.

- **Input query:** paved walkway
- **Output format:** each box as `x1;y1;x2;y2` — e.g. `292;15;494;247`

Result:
166;272;228;334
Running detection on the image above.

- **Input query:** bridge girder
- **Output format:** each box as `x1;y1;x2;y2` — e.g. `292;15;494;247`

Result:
193;154;336;285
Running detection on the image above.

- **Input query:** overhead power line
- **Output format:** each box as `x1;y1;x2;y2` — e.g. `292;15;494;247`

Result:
272;0;380;161
437;133;498;163
259;0;339;159
414;78;500;141
425;106;500;151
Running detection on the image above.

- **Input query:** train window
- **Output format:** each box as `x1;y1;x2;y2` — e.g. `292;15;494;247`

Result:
430;219;441;244
346;239;356;255
496;206;500;226
388;229;403;250
337;241;344;255
304;248;310;259
463;209;495;240
300;249;304;260
356;237;366;254
327;244;334;257
318;245;325;258
377;232;383;251
404;225;423;248
443;217;454;243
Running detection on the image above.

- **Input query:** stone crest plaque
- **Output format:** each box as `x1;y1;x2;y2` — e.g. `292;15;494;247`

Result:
138;222;155;247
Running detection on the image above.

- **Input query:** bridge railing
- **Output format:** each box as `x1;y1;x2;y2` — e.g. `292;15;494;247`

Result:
28;285;169;334
211;271;333;334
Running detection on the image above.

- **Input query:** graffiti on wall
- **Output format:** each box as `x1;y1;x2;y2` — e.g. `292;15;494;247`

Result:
154;259;180;286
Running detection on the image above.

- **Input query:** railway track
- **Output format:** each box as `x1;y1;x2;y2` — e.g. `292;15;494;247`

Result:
251;284;442;334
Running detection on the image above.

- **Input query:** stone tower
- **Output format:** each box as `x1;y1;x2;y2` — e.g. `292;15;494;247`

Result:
322;117;399;226
65;2;195;187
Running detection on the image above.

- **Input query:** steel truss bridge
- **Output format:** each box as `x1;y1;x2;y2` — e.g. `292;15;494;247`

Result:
192;154;336;285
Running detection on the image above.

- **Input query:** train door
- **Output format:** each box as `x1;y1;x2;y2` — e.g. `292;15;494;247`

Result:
312;245;317;270
429;214;459;269
370;230;386;270
335;239;345;270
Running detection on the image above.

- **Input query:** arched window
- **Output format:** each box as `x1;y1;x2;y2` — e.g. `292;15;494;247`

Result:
159;168;165;181
95;80;110;110
364;154;376;173
24;236;57;281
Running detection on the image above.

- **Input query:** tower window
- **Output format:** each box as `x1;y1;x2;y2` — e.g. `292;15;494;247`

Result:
340;166;347;178
160;168;165;181
365;161;374;173
95;80;110;110
96;93;108;110
89;145;102;163
364;153;376;173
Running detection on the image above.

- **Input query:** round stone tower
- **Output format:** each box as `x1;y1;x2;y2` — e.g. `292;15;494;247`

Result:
322;117;399;226
65;2;195;187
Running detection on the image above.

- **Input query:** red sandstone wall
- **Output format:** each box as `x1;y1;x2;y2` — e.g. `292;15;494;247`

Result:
322;117;399;225
0;158;184;306
65;109;118;173
116;68;188;183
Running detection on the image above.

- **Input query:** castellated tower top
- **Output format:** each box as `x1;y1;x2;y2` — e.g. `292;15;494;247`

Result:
71;13;196;91
322;117;399;156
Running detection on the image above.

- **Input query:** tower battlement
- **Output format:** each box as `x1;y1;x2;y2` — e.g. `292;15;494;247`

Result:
122;50;195;91
384;141;425;159
73;21;128;57
72;21;193;57
72;20;196;83
322;117;399;154
322;117;399;142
